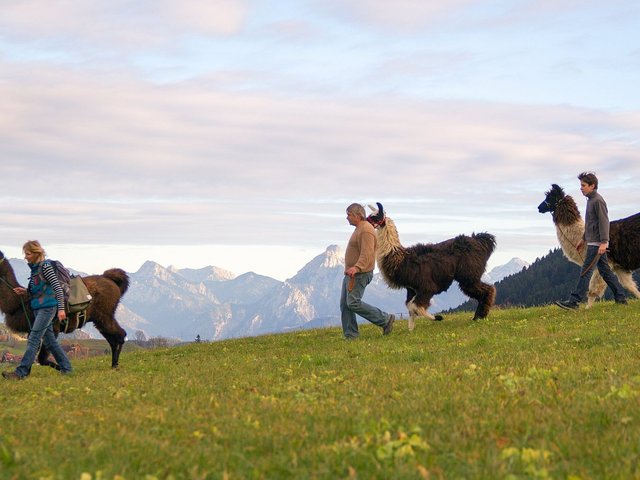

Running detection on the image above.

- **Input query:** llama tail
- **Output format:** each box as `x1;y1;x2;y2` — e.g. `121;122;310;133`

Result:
473;232;497;256
103;268;130;296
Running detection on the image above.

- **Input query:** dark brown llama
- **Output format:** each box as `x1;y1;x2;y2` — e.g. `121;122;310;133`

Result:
367;203;497;329
538;184;640;306
0;251;129;368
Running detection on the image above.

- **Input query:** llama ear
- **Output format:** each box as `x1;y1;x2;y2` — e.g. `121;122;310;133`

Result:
366;202;386;227
367;203;379;214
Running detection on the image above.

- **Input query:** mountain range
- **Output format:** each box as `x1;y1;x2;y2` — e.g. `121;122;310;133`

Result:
3;246;527;342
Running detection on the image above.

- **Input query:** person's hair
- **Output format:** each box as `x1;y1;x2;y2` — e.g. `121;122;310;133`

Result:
578;171;598;189
22;240;46;263
346;203;366;219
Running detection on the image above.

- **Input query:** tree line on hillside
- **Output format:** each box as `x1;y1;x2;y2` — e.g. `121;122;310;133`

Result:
454;248;639;312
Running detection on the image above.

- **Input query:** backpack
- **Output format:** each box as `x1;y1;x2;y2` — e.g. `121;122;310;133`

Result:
40;260;93;314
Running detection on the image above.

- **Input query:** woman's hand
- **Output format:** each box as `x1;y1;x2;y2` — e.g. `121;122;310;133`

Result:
13;287;27;295
58;310;67;322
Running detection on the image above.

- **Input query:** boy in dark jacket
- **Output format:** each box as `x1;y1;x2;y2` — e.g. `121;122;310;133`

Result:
556;172;628;310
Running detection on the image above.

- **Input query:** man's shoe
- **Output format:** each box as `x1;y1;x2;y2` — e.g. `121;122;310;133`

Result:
2;371;24;380
383;314;395;335
555;300;579;311
616;299;628;305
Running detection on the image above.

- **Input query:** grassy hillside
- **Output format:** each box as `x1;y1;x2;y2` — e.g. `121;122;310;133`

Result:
1;301;639;479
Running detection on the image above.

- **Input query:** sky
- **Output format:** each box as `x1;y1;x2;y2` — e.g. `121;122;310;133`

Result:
1;0;639;281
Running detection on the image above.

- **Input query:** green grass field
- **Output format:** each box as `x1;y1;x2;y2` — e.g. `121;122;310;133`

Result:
1;301;639;479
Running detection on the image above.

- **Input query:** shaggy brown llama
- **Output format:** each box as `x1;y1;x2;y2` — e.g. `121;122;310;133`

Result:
0;251;129;369
538;184;640;306
367;203;497;329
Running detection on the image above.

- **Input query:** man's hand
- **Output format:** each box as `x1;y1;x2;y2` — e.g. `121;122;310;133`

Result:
345;267;358;278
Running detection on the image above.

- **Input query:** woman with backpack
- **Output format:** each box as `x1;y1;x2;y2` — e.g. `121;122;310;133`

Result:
2;240;72;380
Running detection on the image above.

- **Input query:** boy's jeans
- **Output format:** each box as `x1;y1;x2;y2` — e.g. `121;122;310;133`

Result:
569;245;626;303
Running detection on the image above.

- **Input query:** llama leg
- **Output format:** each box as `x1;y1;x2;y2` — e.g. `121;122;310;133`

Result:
102;333;125;368
587;272;606;308
405;289;418;330
406;292;440;330
474;284;496;320
613;268;640;299
406;298;419;330
92;316;127;368
111;337;124;368
37;345;62;371
459;281;496;320
407;301;438;321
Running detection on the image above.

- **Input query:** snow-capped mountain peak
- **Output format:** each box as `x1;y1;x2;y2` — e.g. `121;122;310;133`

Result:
485;257;529;284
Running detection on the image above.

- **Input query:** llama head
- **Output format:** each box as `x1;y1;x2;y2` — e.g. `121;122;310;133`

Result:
366;202;386;228
538;184;565;214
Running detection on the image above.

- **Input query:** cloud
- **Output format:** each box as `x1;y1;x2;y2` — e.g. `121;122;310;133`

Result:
1;1;638;277
0;0;249;50
2;60;639;257
316;0;480;30
313;0;639;42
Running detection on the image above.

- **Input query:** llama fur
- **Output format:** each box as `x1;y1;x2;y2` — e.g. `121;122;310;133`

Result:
368;203;497;329
0;251;129;368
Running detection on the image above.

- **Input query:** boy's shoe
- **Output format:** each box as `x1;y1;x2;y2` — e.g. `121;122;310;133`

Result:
2;371;25;380
555;300;579;311
616;299;628;305
383;314;395;335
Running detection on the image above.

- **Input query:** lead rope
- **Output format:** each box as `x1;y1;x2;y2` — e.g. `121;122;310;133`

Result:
580;254;602;278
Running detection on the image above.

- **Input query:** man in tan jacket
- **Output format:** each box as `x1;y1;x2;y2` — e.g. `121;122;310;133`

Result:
340;203;395;339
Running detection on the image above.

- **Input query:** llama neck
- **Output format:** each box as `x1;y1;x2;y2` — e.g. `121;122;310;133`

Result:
552;195;582;226
375;218;408;289
550;194;585;263
555;218;585;264
376;217;406;260
0;264;23;315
